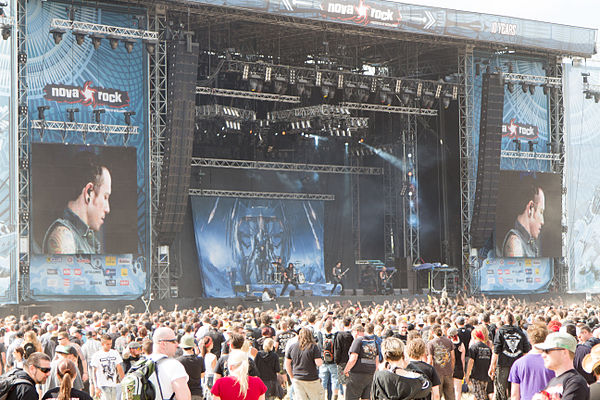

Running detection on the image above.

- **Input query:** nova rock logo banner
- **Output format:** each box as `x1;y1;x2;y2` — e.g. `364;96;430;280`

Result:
43;81;130;108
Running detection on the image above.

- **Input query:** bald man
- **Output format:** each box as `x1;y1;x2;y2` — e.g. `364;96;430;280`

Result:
148;327;191;400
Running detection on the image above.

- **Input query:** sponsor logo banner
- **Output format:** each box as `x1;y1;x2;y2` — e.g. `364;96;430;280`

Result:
43;81;130;108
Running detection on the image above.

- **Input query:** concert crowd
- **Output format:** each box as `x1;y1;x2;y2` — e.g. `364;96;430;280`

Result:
0;294;599;400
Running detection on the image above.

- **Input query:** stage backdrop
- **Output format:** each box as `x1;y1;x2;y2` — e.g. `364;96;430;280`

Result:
0;0;18;303
565;61;600;293
25;0;149;300
191;196;326;298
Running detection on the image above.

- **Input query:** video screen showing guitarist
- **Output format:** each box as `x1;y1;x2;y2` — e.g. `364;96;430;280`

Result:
280;262;299;296
330;261;348;294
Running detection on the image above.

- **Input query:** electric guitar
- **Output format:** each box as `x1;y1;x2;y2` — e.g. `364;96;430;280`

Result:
334;268;350;281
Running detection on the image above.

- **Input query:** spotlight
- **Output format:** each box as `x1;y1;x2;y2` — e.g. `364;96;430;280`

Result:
442;95;451;109
296;78;310;97
242;64;249;80
123;39;135;54
93;109;105;124
528;140;536;152
400;88;414;105
108;36;119;50
344;83;356;100
73;31;86;46
378;85;392;105
66;108;79;122
91;35;103;50
542;84;550;96
586;91;593;99
321;80;335;99
512;139;521;152
357;83;370;102
0;5;4;17
416;82;423;97
1;26;10;41
521;82;528;93
145;40;157;54
528;84;535;95
475;63;480;76
595;94;600;104
50;29;65;45
507;62;513;73
37;105;50;120
248;73;263;92
506;81;515;93
273;76;287;94
124;111;136;126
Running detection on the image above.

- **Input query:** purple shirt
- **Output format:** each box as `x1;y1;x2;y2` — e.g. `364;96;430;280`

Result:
508;353;555;400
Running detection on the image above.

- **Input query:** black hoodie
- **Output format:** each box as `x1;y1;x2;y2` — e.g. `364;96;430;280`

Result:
255;350;280;382
493;325;531;367
574;337;600;384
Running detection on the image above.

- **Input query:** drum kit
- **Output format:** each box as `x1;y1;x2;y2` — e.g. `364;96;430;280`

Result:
269;260;305;284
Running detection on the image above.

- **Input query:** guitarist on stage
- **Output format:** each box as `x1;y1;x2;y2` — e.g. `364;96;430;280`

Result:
379;266;394;295
280;262;299;296
330;261;346;294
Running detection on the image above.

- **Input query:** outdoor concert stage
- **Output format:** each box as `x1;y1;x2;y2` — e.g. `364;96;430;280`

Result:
0;0;597;306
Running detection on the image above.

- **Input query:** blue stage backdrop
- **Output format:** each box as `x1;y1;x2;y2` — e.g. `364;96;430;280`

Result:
25;0;149;300
0;0;18;303
564;61;600;293
191;196;326;298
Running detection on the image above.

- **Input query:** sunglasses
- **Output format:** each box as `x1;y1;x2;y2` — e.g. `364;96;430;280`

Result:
160;338;178;343
542;348;564;354
35;365;52;373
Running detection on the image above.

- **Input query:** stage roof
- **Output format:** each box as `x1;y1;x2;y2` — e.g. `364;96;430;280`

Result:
169;0;597;57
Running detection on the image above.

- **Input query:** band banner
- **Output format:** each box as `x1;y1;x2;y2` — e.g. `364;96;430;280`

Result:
477;257;553;293
25;0;149;300
191;196;327;298
0;0;18;303
564;62;600;293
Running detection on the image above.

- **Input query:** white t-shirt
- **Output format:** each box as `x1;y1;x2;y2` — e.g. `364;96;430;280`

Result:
148;353;189;400
204;352;217;375
91;349;123;387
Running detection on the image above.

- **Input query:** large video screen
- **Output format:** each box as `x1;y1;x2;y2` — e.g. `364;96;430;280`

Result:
191;197;326;298
31;143;137;254
495;171;562;258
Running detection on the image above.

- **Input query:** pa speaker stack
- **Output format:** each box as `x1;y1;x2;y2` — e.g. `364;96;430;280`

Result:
156;40;199;245
471;72;505;248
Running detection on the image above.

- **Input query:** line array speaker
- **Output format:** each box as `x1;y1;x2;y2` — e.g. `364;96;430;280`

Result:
471;73;505;248
156;40;199;245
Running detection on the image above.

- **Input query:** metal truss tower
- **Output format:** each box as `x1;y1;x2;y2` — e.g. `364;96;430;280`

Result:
17;0;30;301
548;58;568;293
351;155;361;261
383;142;400;266
403;115;420;262
149;5;170;300
458;45;477;294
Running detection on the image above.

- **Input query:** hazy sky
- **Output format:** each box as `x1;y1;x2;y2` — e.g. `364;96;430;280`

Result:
401;0;599;30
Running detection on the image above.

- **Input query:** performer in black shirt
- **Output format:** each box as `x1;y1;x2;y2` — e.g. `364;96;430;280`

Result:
280;263;299;296
331;262;345;295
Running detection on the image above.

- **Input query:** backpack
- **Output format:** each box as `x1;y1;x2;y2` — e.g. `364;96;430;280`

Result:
322;333;335;363
121;355;168;400
0;371;33;400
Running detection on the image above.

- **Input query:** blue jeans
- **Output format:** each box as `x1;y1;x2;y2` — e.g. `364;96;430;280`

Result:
319;363;339;399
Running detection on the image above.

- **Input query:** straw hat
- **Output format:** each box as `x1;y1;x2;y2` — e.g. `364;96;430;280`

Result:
582;343;600;373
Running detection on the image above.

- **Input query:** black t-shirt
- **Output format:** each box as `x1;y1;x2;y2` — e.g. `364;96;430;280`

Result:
371;368;432;400
458;326;472;354
406;361;441;400
215;353;259;377
493;326;530;367
334;330;354;365
177;354;206;396
276;331;297;358
467;341;492;382
285;342;321;381
123;355;142;374
349;335;378;374
207;329;226;358
542;369;589;400
42;387;93;400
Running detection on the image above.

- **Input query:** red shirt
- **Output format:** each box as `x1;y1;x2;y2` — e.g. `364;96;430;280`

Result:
211;376;267;400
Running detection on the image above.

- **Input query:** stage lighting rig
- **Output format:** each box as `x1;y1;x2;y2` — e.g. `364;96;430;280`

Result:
124;111;136;126
93;109;105;124
90;34;103;50
49;18;157;54
37;106;50;120
582;73;600;103
504;72;561;96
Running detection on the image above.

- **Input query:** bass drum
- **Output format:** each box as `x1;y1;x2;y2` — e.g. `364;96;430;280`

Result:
296;272;305;284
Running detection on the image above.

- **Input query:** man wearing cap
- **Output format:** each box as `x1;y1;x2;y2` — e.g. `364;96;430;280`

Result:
90;334;124;400
177;335;205;400
206;320;226;359
122;341;143;374
532;332;589;400
41;344;85;394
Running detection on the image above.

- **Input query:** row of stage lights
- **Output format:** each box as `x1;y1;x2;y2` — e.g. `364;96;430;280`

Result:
476;63;561;96
582;73;600;103
230;60;459;109
49;18;158;54
37;105;136;125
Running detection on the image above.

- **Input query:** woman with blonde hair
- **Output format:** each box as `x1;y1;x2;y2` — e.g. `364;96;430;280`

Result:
41;359;92;400
465;325;493;400
211;350;267;400
23;330;43;359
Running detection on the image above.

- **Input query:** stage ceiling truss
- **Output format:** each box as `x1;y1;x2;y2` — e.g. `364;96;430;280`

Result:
189;189;335;200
